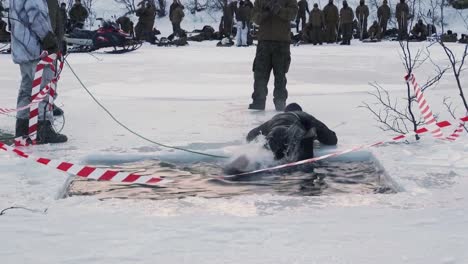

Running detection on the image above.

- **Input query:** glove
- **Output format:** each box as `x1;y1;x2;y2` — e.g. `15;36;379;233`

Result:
41;31;58;54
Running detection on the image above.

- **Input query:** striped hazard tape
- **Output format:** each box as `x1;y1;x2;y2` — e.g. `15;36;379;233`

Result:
405;73;444;138
224;117;467;179
406;73;467;141
0;141;169;186
0;53;64;147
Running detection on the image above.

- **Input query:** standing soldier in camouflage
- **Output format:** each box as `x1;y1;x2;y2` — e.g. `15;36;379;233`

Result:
222;0;238;38
339;0;354;45
170;0;185;36
249;0;298;111
377;0;390;37
323;0;339;44
355;0;369;40
69;0;88;29
171;3;185;37
395;0;409;40
309;3;324;45
135;1;157;41
296;0;310;33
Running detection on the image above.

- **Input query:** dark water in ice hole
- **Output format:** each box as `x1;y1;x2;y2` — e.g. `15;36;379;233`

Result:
67;159;395;200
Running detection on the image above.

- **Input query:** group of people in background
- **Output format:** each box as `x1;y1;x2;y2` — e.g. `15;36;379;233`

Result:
297;0;445;45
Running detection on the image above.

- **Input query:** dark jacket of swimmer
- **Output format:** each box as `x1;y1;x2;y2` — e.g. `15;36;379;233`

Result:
246;103;338;161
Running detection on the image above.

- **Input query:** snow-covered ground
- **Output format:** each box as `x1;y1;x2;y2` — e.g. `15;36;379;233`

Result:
1;40;468;263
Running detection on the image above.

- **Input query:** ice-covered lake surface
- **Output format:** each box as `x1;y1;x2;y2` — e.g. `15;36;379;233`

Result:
1;41;468;263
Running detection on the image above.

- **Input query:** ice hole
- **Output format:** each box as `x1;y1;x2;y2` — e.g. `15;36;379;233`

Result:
65;150;398;200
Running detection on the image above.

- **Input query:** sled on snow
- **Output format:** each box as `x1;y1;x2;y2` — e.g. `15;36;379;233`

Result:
65;21;142;54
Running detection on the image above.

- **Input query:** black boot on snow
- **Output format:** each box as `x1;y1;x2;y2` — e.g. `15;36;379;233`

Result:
274;100;286;111
248;101;265;110
53;105;64;116
37;120;68;144
15;119;29;138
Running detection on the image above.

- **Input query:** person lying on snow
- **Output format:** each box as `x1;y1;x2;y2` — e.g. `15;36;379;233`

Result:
224;103;338;174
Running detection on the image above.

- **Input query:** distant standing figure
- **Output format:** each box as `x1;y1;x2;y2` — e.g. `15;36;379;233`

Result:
355;0;369;40
170;0;185;36
339;0;354;45
395;0;409;40
296;0;310;33
222;0;238;38
308;3;324;45
323;0;339;43
236;0;250;46
135;1;157;40
69;0;88;29
377;0;390;37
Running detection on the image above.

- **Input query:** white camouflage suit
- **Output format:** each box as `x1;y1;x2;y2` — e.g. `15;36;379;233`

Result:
10;0;54;121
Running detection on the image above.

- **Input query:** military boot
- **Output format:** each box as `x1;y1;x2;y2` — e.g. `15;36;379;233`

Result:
274;100;286;111
53;105;64;116
15;119;29;138
37;120;68;144
248;101;265;110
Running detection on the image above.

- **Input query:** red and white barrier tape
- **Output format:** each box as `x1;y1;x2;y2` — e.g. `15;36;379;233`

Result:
0;141;169;186
406;74;467;141
225;116;468;178
0;84;54;116
0;53;64;147
406;74;445;138
28;53;58;143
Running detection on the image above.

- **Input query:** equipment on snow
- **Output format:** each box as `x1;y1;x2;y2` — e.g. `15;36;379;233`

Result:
65;20;142;53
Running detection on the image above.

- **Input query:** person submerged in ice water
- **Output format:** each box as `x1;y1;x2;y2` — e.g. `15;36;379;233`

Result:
225;103;338;174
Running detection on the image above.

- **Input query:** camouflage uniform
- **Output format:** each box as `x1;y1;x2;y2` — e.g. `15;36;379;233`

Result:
170;3;185;36
117;16;134;35
396;0;409;40
250;0;298;111
135;3;156;40
377;0;390;36
69;2;88;28
223;0;238;37
308;6;324;44
368;21;381;39
323;0;339;43
339;3;354;45
296;0;310;32
441;32;458;43
355;1;369;39
410;20;427;41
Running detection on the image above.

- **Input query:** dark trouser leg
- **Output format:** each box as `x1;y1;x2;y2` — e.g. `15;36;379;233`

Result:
363;19;368;36
380;20;387;38
252;41;273;106
312;26;321;44
398;19;408;40
135;23;143;40
342;23;352;44
326;23;336;42
301;16;306;32
272;42;290;109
